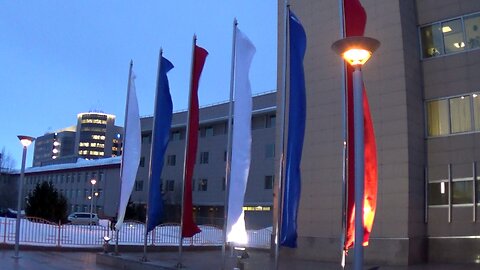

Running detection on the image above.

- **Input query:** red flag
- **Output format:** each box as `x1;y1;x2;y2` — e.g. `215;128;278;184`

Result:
182;45;208;237
343;0;378;251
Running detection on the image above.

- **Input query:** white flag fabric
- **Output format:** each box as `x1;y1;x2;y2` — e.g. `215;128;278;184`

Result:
115;67;141;231
226;28;256;244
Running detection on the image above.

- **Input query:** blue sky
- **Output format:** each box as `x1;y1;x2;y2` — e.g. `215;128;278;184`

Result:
0;1;277;168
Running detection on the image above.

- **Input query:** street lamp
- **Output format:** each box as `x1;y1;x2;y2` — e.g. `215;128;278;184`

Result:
332;36;380;270
90;178;97;226
13;135;35;259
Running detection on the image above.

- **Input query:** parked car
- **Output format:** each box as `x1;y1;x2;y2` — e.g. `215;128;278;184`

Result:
67;212;99;225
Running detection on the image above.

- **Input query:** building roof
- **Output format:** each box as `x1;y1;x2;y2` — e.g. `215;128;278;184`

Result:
24;156;121;174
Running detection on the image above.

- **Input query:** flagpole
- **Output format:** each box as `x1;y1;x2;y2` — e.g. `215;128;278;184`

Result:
142;49;164;262
177;35;197;268
221;18;238;270
338;0;348;267
114;60;134;256
274;2;289;269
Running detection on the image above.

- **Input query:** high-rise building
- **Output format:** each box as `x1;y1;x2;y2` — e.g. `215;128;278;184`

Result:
32;112;123;167
277;0;480;265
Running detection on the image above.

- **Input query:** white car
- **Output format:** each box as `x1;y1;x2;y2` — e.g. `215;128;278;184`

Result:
67;212;99;225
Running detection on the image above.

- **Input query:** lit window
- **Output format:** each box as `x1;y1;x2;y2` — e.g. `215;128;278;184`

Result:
420;23;444;57
428;182;449;205
449;96;472;133
465;13;480;49
442;19;465;54
426;99;449;136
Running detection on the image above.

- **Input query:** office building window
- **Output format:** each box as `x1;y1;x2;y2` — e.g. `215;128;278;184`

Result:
420;12;480;58
452;180;473;204
426;99;449;136
266;114;276;128
473;94;480;130
449;96;471;133
442;19;465;54
198;179;208;191
428;181;449;205
167;155;176;166
171;130;181;141
135;180;144;191
265;144;275;158
141;133;152;144
165;180;175;191
222;177;226;191
465;13;480;49
200;151;209;164
201;126;214;137
139;157;145;167
264;175;274;189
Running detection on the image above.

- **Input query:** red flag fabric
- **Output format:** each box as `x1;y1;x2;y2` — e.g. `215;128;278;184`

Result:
343;0;378;251
182;45;208;237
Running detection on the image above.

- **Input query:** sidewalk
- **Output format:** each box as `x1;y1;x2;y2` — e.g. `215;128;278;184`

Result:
1;248;478;270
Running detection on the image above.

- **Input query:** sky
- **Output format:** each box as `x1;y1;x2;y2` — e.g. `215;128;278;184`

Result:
0;1;277;169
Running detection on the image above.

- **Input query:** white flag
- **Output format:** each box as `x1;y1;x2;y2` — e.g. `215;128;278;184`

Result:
115;65;141;231
226;28;256;244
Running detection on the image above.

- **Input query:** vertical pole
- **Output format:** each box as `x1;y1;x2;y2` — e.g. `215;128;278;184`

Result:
425;167;429;224
178;35;197;268
352;66;364;270
473;162;476;222
448;163;452;223
115;60;134;255
90;182;94;228
274;2;289;269
221;18;237;270
13;146;27;259
338;0;348;266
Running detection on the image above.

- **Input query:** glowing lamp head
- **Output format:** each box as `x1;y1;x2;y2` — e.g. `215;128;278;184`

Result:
332;36;380;67
90;179;97;185
17;135;35;148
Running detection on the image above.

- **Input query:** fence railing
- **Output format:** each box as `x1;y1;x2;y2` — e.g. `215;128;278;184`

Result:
0;217;271;249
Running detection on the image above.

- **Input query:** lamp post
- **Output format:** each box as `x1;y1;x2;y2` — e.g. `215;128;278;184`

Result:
90;178;96;226
332;36;380;270
13;135;35;259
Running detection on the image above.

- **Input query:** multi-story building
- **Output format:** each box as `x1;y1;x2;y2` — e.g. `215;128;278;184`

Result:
277;0;480;265
33;112;123;167
23;92;276;228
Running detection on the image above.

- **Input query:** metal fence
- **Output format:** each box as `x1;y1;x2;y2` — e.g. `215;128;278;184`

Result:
0;217;271;248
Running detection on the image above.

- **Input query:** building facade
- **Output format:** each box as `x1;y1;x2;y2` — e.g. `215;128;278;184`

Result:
33;112;123;167
23;92;276;228
277;0;480;265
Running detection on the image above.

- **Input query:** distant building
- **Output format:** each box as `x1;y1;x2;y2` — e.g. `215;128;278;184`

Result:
33;112;123;167
24;92;276;228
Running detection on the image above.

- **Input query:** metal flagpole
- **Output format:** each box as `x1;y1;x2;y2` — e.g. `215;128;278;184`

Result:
142;49;164;262
221;18;237;270
338;0;348;267
274;1;289;269
177;35;197;268
114;60;134;256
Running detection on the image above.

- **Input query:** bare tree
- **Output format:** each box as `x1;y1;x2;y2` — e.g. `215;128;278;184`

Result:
0;147;16;173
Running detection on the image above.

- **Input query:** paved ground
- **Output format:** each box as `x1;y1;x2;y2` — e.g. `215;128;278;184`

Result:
1;248;479;270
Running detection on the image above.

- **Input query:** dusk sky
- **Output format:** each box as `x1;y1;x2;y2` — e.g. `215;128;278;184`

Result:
0;1;277;168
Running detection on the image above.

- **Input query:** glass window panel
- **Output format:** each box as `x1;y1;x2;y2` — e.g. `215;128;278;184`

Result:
452;181;473;204
428;182;449;205
465;13;480;49
449;96;472;133
472;94;480;130
420;23;444;58
442;19;466;53
426;100;450;136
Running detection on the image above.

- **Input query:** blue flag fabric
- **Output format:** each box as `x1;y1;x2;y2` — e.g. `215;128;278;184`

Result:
281;11;307;248
146;56;174;233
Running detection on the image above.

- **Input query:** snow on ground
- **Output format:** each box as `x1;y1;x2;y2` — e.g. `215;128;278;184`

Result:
0;217;271;248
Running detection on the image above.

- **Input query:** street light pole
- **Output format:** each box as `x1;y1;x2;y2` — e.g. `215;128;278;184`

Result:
90;179;97;226
13;135;35;259
332;36;380;270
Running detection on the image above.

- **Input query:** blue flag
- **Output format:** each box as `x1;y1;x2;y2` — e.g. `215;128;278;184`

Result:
146;56;174;233
281;11;307;248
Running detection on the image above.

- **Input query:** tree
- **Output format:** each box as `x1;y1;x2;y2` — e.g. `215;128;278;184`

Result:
25;181;68;223
0;147;16;172
0;148;17;210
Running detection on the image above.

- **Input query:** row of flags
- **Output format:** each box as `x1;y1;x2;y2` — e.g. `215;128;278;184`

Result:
113;0;378;266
